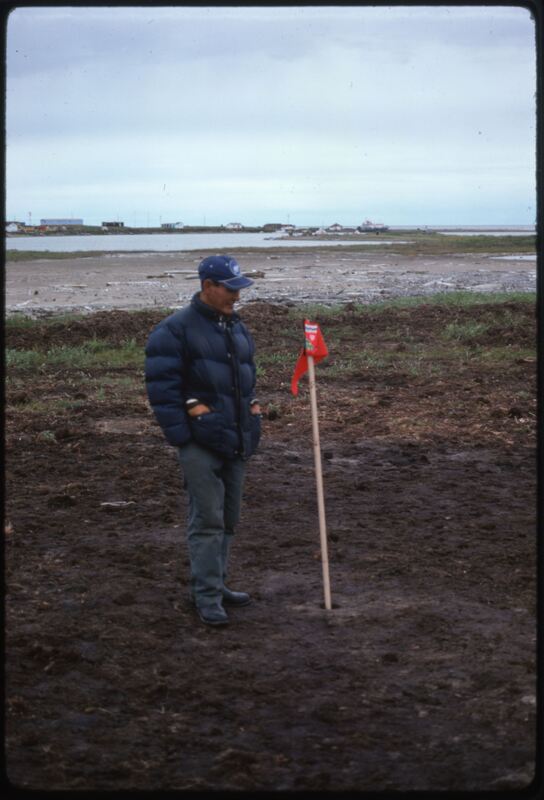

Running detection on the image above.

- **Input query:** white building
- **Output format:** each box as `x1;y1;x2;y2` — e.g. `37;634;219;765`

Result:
225;222;243;230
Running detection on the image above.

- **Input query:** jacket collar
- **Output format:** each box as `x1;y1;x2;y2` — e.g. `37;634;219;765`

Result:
191;292;240;324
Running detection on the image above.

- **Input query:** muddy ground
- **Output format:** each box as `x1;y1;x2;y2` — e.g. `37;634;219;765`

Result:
4;298;538;791
5;248;536;314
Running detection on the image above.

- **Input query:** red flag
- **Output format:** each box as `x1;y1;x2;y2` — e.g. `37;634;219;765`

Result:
291;320;328;395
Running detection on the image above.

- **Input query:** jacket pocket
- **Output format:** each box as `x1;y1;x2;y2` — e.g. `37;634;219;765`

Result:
189;410;237;458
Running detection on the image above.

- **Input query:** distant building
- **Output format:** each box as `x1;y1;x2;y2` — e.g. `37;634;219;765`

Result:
263;223;284;232
40;218;83;226
357;220;389;232
161;222;184;229
225;222;243;230
6;221;24;233
326;223;344;232
102;221;125;229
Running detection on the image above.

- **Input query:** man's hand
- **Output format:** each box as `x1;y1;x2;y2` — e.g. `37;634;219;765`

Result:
250;403;261;415
187;403;212;417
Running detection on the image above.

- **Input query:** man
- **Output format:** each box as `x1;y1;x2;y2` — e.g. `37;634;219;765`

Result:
145;254;261;626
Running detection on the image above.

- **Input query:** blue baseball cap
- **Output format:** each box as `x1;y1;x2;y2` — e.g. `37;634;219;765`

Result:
198;255;254;290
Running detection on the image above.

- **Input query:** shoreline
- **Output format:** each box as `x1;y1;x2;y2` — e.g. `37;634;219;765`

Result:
5;248;536;317
6;224;536;239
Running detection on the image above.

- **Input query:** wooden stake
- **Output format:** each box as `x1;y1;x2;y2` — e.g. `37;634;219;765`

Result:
307;354;332;610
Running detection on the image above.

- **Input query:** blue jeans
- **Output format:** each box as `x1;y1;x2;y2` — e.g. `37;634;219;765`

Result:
177;441;246;607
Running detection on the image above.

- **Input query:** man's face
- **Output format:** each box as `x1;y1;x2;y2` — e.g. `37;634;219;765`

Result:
200;279;240;316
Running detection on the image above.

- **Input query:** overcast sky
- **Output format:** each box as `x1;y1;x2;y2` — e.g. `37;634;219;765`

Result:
6;4;537;227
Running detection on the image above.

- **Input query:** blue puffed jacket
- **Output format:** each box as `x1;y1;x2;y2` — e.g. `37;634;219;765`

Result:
144;293;260;459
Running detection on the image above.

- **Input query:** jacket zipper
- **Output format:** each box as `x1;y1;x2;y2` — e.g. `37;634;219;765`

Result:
225;321;245;456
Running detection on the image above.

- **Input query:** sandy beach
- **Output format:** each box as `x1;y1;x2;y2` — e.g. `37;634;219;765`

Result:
6;248;536;316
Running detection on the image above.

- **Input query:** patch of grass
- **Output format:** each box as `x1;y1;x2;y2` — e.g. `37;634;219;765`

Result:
288;291;535;321
49;340;143;369
316;334;536;381
420;290;535;307
6;349;43;370
362;290;536;312
443;321;491;342
396;233;536;256
255;351;297;378
4;315;42;330
476;346;536;363
6;250;112;262
235;233;536;256
5;311;93;328
6;339;144;371
280;291;536;383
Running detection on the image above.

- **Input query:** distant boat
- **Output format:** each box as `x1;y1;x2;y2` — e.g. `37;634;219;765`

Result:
357;219;389;232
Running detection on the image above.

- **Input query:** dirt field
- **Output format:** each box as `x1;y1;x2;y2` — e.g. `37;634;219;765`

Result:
5;297;537;791
5;247;536;314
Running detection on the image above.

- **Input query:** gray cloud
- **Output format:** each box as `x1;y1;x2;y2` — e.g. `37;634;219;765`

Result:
6;5;536;226
7;5;533;77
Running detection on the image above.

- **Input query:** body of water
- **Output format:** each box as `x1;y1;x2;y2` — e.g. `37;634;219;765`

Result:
5;226;534;252
6;232;407;253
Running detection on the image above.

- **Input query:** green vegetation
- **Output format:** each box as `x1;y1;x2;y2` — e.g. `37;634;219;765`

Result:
5;308;173;330
443;321;491;342
5;293;536;407
255;351;294;373
6;250;113;262
279;292;536;383
390;233;535;256
279;231;535;256
5;349;43;370
6;338;143;371
290;290;535;318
